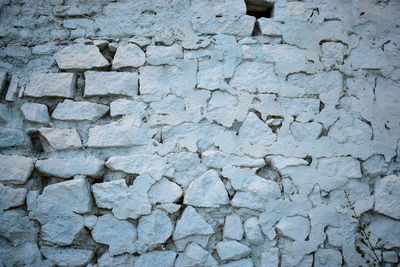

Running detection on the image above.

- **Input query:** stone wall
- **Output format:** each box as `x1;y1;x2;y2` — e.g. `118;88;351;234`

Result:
0;0;400;266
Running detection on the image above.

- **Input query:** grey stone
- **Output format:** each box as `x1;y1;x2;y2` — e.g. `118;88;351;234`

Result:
0;210;38;246
112;43;146;69
366;215;400;249
110;99;147;117
175;242;218;267
0;154;34;184
97;252;137;267
202;151;265;169
35;157;104;178
216;240;251;261
54;44;109;70
39;127;82;150
0;128;28;148
92;214;137;256
224;258;254;267
0;184;27;210
41;214;84;245
173;206;214;240
0;72;6;93
21;102;50;124
5;76;19;101
0;242;43;266
148;177;183;204
134;251;176;267
24;73;75;98
374;175;400;219
244;217;264;245
146;44;183;65
314;249;342;267
382;251;398;263
184;170;229;207
224;214;244;241
41;246;93;267
275;216;310;241
84;71;138;97
52;99;109;121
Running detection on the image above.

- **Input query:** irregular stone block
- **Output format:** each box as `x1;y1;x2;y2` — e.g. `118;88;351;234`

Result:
201;151;265;169
225;258;254;267
173;206;214;240
146;43;183;65
84;71;138;97
0;154;34;184
135;251;177;267
54;44;109;70
244;217;264;245
224;214;244;241
0;210;38;246
175;242;217;267
112;43;145;69
0;128;28;148
92;214;137;256
110;99;147;117
184;170;229;208
314;249;342;267
216;240;251;261
52;99;109;121
0;72;7;93
40;247;93;267
148;177;183;204
5;76;19;101
92;179;128;209
39;127;82;150
374;175;400;219
258;18;281;36
21;102;50;124
366;215;400;249
239;112;276;146
35;157;104;178
290;121;322;142
0;184;27;210
362;155;388;176
41;214;84;245
275;216;310;241
24;73;75;98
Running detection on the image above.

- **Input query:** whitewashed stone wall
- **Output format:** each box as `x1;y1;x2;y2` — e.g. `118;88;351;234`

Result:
0;0;399;266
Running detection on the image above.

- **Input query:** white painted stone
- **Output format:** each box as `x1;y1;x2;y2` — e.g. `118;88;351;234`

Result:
54;44;108;70
24;73;75;98
92;214;137;256
374;175;400;219
112;43;146;69
0;242;43;266
92;179;128;209
52;99;109;121
134;251;176;267
0;72;6;93
84;215;97;229
290;121;322;142
202;150;265;169
146;43;182;65
244;217;264;245
21;102;50;124
260;248;279;267
175;242;217;267
41;247;93;267
224;258;254;267
0;128;27;148
362;155;388;176
97;252;137;267
275;216;310;241
84;71;138;97
156;203;181;214
39;127;82;150
382;251;398;263
106;154;166;180
224;214;244;241
148;177;183;204
41;214;84;245
136;209;173;251
239;112;275;146
0;184;27;210
314;249;342;267
321;42;345;68
258;18;281;36
184;170;229;208
317;157;361;179
110;99;147;117
150;94;185;115
173;206;214;240
35;157;104;178
216;240;251;261
0;154;34;184
0;210;38;246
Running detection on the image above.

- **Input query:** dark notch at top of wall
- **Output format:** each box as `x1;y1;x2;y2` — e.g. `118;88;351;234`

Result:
245;0;274;18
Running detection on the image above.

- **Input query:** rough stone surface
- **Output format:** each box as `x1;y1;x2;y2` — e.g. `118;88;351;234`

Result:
148;177;183;204
41;247;93;267
84;71;138;97
0;128;28;148
173;206;214;240
52;99;109;121
112;43;146;69
216;240;251;261
36;157;104;178
24;73;75;98
54;44;109;70
224;214;244;241
21;102;50;124
0;154;34;184
39;127;82;150
0;184;27;210
134;251;176;267
374;175;400;219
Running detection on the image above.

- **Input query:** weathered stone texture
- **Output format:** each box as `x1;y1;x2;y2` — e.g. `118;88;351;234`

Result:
24;73;75;98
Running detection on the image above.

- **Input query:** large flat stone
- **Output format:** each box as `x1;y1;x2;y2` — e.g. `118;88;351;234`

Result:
0;154;34;184
35;157;104;178
54;44;109;70
112;43;146;69
39;127;82;150
84;71;138;97
374;175;400;219
24;73;75;98
52;99;109;121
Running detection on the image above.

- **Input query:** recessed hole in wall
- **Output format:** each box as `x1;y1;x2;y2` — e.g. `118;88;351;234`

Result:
245;0;274;19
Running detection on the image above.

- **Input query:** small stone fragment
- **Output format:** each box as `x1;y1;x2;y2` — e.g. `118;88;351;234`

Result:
52;99;109;121
35;157;104;178
112;43;146;69
374;175;400;219
0;184;27;210
92;214;137;256
39;127;82;150
134;251;176;267
0;128;28;148
175;242;218;267
5;76;19;101
224;214;244;241
202;150;265;169
156;203;181;214
275;216;310;241
84;71;138;97
382;251;398;263
0;210;38;246
148;177;183;204
173;206;214;240
239;112;275;146
184;170;229;208
110;99;147;117
21;102;50;124
146;44;182;65
41;247;93;267
258;18;281;36
54;44;109;70
216;240;251;261
362;155;388;176
24;73;75;98
97;252;137;267
244;217;264;245
0;154;34;184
